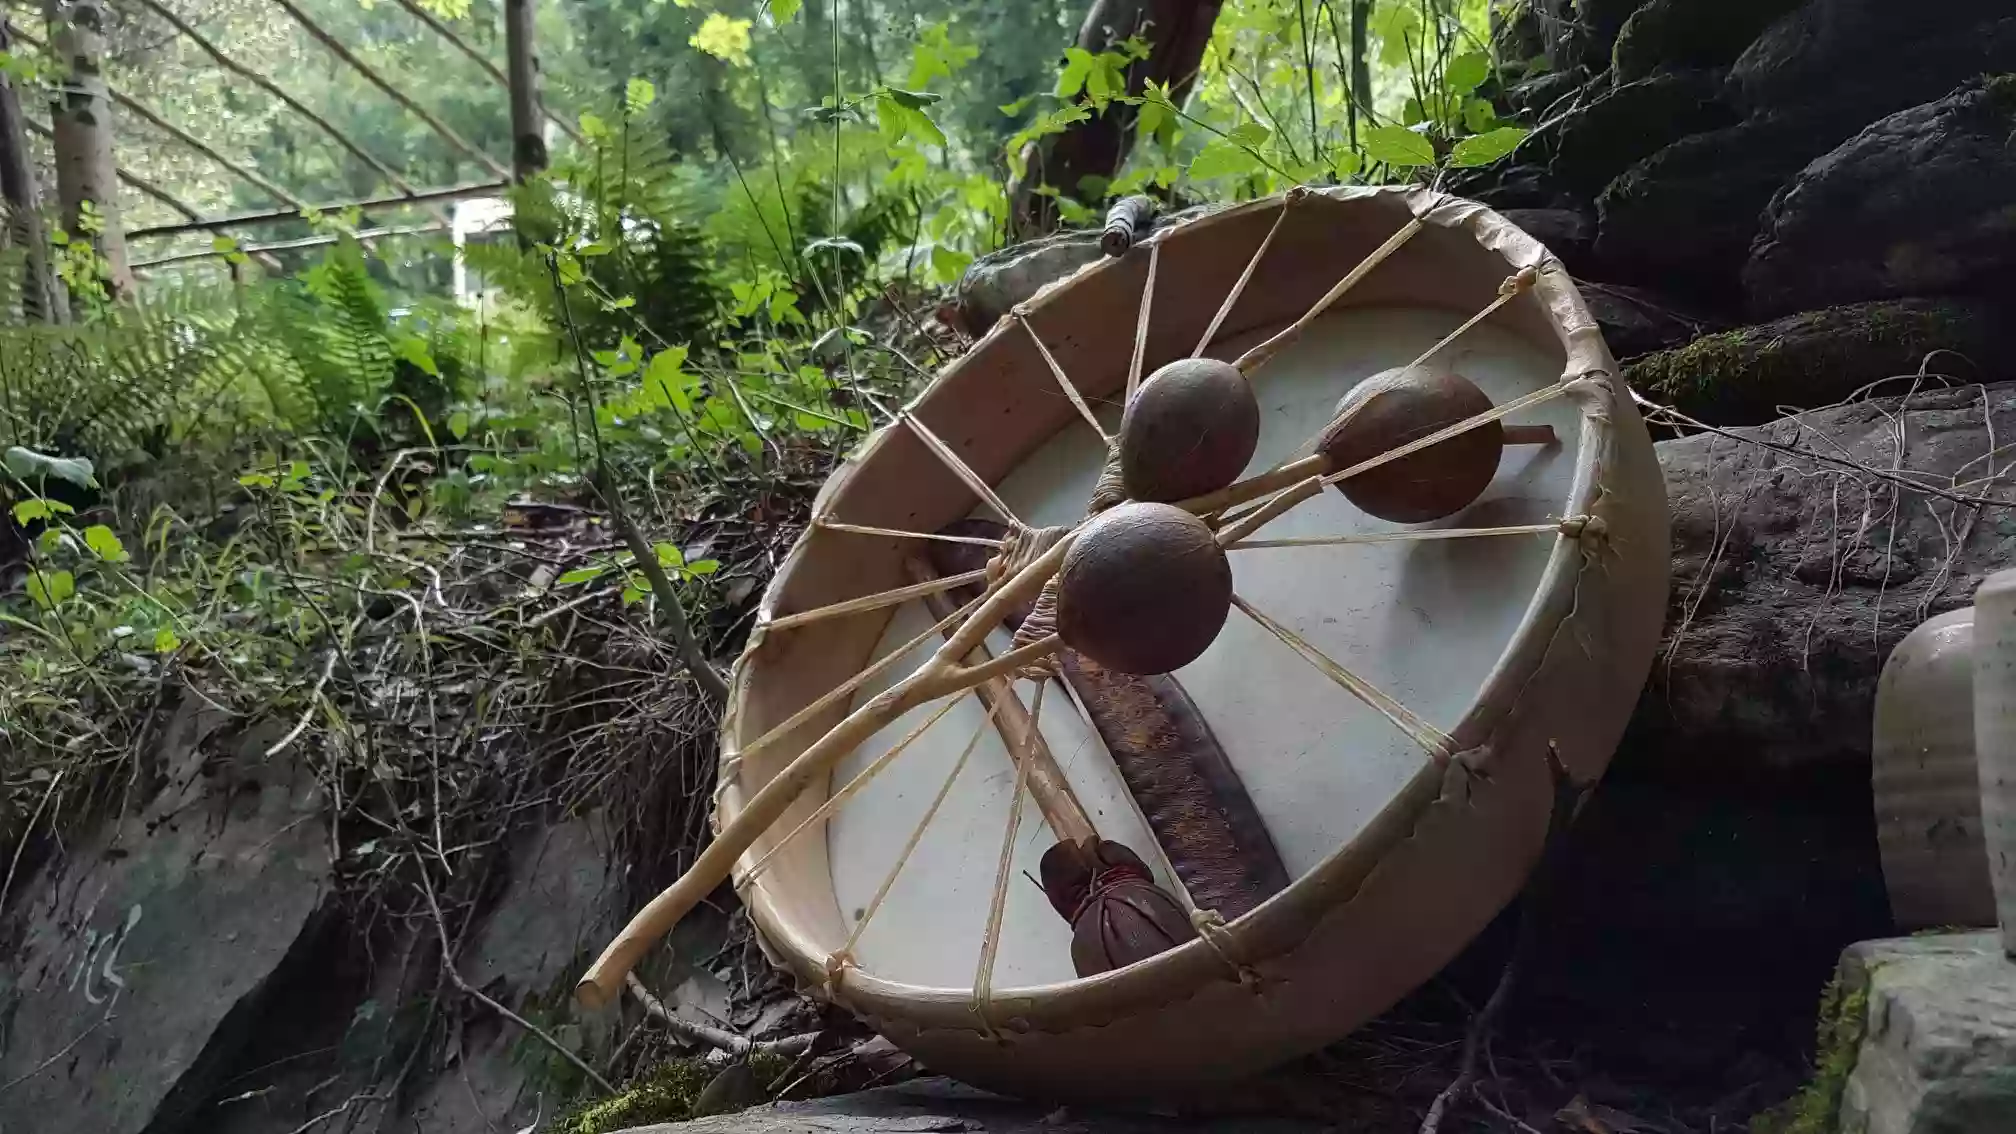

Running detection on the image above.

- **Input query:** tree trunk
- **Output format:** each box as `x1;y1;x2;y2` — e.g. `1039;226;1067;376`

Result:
1350;0;1372;149
0;18;64;320
42;0;131;300
504;0;546;180
1007;0;1226;238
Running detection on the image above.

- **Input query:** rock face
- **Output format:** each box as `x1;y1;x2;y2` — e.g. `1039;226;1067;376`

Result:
1745;80;2016;317
0;710;332;1134
1548;71;1736;195
1631;384;2016;777
1622;297;2013;425
1839;934;2016;1134
608;1077;1332;1133
1576;279;1718;361
1611;0;1805;83
1729;2;2016;117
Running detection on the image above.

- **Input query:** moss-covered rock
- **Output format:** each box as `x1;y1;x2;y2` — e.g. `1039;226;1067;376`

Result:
1750;969;1870;1134
557;1053;794;1134
1612;0;1805;83
1622;297;2011;425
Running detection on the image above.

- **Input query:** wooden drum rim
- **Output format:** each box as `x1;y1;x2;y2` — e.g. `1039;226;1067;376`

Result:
716;186;1664;1053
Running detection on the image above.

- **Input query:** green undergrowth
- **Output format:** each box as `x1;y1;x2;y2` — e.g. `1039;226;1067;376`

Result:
558;1053;793;1134
1749;968;1871;1134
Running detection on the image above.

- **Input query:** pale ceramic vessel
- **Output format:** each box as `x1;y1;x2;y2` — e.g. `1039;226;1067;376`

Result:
1973;570;2016;955
1872;607;1995;930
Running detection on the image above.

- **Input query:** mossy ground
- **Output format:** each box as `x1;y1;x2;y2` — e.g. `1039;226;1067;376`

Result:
556;1052;794;1134
1748;966;1871;1134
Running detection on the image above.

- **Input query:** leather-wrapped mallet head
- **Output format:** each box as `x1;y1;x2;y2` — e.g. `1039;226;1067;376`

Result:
1040;838;1198;977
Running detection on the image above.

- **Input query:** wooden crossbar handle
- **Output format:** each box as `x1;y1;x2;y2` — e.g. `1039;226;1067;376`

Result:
1503;424;1556;446
905;559;1098;846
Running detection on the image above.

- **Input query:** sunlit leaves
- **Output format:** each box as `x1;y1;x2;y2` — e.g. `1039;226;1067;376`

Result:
25;569;74;610
1057;46;1130;105
1363;125;1436;167
625;78;657;113
1450;126;1530;167
83;525;129;563
690;13;754;67
769;0;802;22
1446;51;1491;97
1189;122;1271;180
11;498;74;525
875;88;947;148
907;21;977;89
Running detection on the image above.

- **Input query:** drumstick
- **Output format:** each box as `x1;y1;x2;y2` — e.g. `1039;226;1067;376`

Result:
575;530;1077;1009
904;558;1098;847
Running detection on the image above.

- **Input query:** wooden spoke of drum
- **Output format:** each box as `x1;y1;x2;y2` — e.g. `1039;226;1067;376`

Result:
1234;216;1426;377
1194;197;1293;360
1228;521;1567;550
1127;237;1162;405
765;568;990;632
740;695;969;886
974;680;1046;1028
902;413;1024;527
1017;312;1112;442
814;519;1005;548
836;698;1002;963
1231;593;1456;761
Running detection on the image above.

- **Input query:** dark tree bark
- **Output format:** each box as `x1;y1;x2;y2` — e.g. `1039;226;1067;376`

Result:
1008;0;1227;238
0;18;63;320
42;0;131;300
504;0;546;180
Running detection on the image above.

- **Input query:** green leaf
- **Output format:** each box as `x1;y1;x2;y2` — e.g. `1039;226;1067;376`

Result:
1056;46;1097;98
625;77;656;112
556;565;606;586
643;346;697;412
5;446;97;488
1226;122;1271;148
556;253;584;286
11;498;74;524
1189;137;1263;180
770;0;801;20
653;541;684;568
882;86;941;110
393;336;440;376
1333;150;1365;177
686;559;721;576
1463;97;1497;134
447;410;470;440
83;524;129;563
153;627;181;653
1446;51;1492;96
25;569;74;610
578;111;608;139
1450;126;1531;167
1363;125;1437;167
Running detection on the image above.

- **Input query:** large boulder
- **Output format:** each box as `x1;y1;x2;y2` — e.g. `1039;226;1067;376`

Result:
1623;297;2012;426
1548;71;1736;195
1838;934;2016;1134
0;710;332;1134
1611;0;1805;83
1731;1;2014;116
1745;79;2016;317
1577;279;1719;360
1629;383;2016;777
1593;108;1866;304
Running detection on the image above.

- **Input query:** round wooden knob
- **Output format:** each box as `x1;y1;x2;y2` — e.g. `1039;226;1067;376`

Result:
1057;501;1232;675
1318;367;1505;524
1119;358;1261;502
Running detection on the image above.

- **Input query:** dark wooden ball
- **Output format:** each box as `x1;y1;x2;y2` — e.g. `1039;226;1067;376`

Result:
1118;357;1261;502
1318;367;1503;523
1056;502;1232;675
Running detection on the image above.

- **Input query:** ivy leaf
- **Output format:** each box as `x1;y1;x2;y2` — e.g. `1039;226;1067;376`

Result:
1463;97;1497;134
1450;126;1531;167
689;13;754;67
1189;137;1262;180
1363;125;1437;167
1446;51;1492;96
83;524;129;563
25;569;74;610
11;498;74;524
5;446;96;488
1056;46;1098;98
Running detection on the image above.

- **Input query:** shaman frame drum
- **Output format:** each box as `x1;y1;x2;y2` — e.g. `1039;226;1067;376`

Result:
585;186;1670;1100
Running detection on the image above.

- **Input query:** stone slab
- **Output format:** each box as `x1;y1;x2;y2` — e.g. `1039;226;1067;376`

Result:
1840;933;2016;1134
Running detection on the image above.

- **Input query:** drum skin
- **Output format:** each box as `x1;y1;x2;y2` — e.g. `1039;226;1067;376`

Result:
716;187;1670;1101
